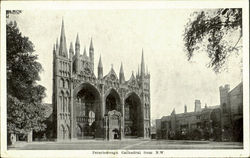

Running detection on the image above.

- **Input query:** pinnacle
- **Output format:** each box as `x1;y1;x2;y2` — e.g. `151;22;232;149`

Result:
89;37;94;50
83;46;87;56
76;33;80;45
69;42;74;52
59;18;68;57
141;48;145;75
98;55;103;68
120;62;124;74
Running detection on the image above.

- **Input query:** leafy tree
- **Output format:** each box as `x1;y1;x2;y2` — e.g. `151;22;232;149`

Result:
7;11;47;137
183;8;242;73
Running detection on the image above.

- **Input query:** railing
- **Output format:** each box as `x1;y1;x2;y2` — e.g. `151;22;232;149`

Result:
76;116;88;123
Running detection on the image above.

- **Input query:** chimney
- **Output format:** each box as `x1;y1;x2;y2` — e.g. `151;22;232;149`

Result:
194;100;201;112
184;105;187;113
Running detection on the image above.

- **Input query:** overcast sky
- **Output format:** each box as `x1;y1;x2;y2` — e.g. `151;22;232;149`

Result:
9;9;242;120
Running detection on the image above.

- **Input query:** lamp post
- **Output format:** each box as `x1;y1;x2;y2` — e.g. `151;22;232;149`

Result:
104;114;108;141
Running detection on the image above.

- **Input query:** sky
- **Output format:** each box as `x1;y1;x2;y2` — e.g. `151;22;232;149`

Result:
9;9;242;120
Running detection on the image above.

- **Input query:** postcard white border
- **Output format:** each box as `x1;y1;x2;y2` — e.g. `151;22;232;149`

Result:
1;1;249;157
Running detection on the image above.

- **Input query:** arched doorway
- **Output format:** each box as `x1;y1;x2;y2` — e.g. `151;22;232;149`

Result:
74;83;101;139
124;92;142;138
60;125;65;139
112;129;119;139
105;89;121;113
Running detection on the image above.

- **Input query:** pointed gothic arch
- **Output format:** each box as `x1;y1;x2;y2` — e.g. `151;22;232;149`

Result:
124;92;143;137
59;90;64;113
105;88;121;113
73;82;101;139
60;124;65;139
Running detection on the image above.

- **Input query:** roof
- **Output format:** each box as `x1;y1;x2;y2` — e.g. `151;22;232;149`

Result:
160;105;221;121
229;82;243;95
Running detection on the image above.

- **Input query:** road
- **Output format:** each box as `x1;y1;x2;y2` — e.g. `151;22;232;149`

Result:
8;139;243;150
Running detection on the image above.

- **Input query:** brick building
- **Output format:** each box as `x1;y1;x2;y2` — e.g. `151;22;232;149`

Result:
156;82;243;142
52;20;151;140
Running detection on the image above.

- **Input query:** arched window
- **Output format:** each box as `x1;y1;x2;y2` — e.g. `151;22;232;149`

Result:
65;80;69;88
60;125;65;139
59;78;64;88
60;61;62;70
64;97;67;113
66;91;70;113
68;97;71;113
60;91;64;113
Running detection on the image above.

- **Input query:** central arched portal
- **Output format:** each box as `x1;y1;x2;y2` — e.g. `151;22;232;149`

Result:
105;89;121;114
124;93;142;138
74;83;101;139
105;89;122;140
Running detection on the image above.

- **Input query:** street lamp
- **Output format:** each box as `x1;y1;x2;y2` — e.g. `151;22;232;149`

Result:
104;114;108;141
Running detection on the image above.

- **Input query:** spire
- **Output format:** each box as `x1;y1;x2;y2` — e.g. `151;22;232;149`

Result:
89;37;94;51
53;44;55;52
53;44;56;57
75;33;80;55
89;37;94;63
137;64;140;77
69;42;74;59
119;62;125;83
83;46;87;56
56;38;59;49
120;62;124;74
98;55;103;79
59;19;68;58
76;33;80;45
98;55;103;68
141;48;145;77
171;108;176;115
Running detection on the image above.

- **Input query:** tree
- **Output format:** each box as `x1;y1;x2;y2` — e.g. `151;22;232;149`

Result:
7;11;47;139
183;9;242;73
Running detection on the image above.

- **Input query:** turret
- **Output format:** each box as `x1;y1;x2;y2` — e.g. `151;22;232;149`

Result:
136;64;140;79
59;19;68;58
98;55;103;79
119;62;125;83
75;33;80;56
141;49;145;78
69;42;74;59
83;46;87;57
75;34;80;73
89;38;94;63
53;44;56;55
171;108;176;115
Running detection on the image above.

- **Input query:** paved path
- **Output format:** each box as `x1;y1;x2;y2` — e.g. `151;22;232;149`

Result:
8;140;243;150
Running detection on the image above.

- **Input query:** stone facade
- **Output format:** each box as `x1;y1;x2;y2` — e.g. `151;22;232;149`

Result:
220;82;243;141
52;20;151;140
156;82;243;142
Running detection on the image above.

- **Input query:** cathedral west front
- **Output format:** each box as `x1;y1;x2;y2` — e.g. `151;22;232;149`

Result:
52;20;151;140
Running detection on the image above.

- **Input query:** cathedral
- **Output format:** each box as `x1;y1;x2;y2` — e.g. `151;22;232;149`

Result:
52;20;151;140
